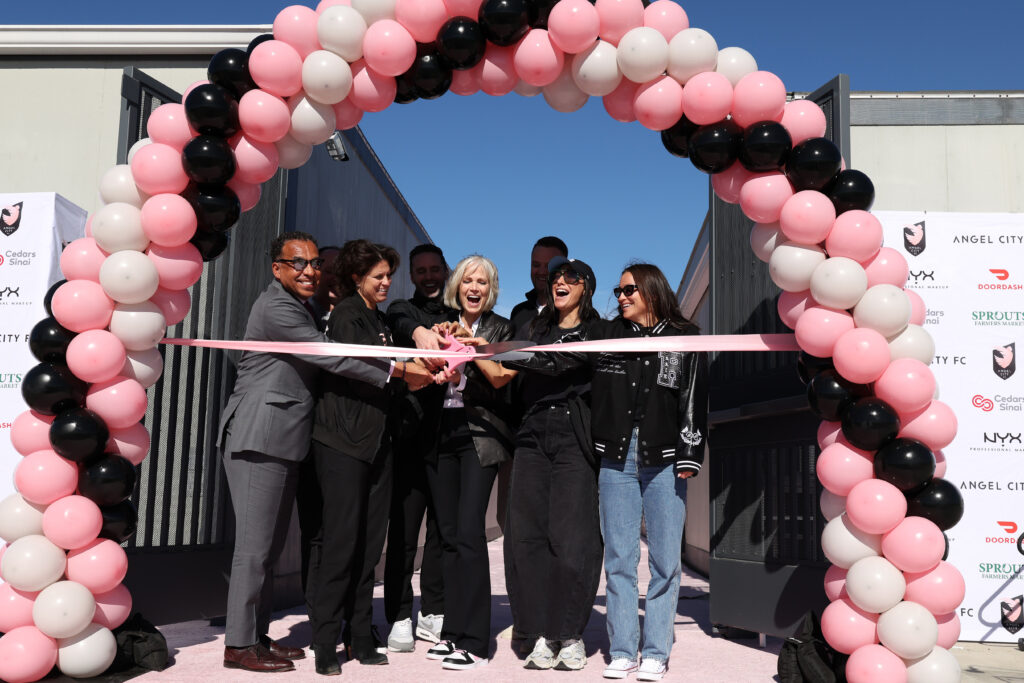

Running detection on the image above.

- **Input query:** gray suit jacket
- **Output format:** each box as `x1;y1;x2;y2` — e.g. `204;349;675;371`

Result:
217;280;391;462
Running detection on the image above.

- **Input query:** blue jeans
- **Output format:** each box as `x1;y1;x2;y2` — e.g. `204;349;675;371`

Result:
599;429;687;663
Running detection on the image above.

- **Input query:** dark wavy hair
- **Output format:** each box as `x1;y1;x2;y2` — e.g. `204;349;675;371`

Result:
529;273;599;340
620;263;697;331
334;239;400;297
269;231;317;260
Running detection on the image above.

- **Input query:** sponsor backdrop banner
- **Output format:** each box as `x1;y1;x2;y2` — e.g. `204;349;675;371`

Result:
0;192;86;502
879;210;1024;643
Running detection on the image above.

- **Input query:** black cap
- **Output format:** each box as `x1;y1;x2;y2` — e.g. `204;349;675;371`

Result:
547;256;596;294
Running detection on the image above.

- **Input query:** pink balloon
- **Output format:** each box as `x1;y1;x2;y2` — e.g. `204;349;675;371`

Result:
66;329;128;384
603;79;640;122
140;193;197;247
317;0;352;14
107;422;151;466
150;286;192;327
642;0;688;41
478;44;518;96
777;289;816;330
874;359;935;415
231;134;280;185
825;210;883;262
10;411;54;456
794;306;855;358
712;162;755;204
933;449;947;478
66;539;129;595
821;598;879;655
449;68;481;96
0;584;38;633
238;89;292;143
227;176;263;213
395;0;449;43
595;0;644;45
84;214;93;237
42;494;103;550
934;611;960;649
146;243;203;291
846;479;907;535
731;70;786;128
862;247;909;288
15;450;78;506
634;76;684;131
130;142;189;196
882;516;944;573
817;420;843;449
60;238;108;283
146;103;195;150
824;565;848;601
514;29;565;87
51;280;115;333
833;328;891;384
332;97;365;129
739;172;794;223
780;98;827;145
816;442;873;496
905;289;926;326
86;376;149;430
362;19;417;77
681;71;733;125
547;0;601;54
899;400;957;451
92;584;133;630
249;40;304;98
779;190;837;245
904;561;966;616
273;4;321;59
845;644;907;683
443;0;483;17
349;59;398;112
0;626;58;683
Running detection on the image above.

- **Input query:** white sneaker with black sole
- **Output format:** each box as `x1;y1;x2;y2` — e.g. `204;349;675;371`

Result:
524;637;558;670
554;639;586;671
387;619;414;652
425;640;456;660
416;612;443;643
636;658;667;681
442;649;489;670
603;658;639;679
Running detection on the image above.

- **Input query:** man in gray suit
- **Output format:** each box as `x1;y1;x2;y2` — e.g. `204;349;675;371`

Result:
219;231;432;673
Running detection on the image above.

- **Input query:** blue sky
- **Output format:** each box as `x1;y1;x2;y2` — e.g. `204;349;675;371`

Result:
11;1;1024;316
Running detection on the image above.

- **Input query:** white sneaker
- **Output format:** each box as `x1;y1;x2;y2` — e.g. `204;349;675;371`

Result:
441;649;489;670
416;611;443;643
554;639;586;671
603;657;640;679
425;639;456;660
636;658;667;681
387;618;414;652
524;637;558;670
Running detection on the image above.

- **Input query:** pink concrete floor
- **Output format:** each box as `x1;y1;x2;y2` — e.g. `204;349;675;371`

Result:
136;540;782;682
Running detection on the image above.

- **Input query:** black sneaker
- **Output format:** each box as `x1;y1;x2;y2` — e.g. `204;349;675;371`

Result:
426;639;456;660
442;649;489;670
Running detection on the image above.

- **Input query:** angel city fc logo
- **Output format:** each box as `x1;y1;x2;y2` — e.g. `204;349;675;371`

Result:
994;343;1016;380
903;220;926;257
1;202;23;237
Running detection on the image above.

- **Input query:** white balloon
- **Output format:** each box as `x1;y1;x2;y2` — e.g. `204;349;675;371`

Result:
768;241;826;292
302;50;354;105
33;581;96;639
749;221;782;263
854;284;912;338
667;28;718;85
0;534;67;592
289;94;337;145
0;493;47;543
878;601;938;660
905;646;961;683
91;202;149;253
888;324;935;365
543;62;589;113
109;301;167;352
809;257;868;310
126;137;152;164
58;623;118;679
351;0;396;25
571;40;622;97
845;556;906;614
317;5;368;62
121;347;164;388
99;250;160;305
821;513;881;569
275;133;314;170
513;80;543;97
616;27;669;84
820;489;846;521
98;165;148;208
715;46;757;86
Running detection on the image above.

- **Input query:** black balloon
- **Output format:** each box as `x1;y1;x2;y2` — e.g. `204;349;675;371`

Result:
79;454;137;507
403;45;453;100
797;352;834;385
785;137;842;191
29;317;76;365
182;183;241;233
739;121;792;172
687;120;743;174
527;0;559;28
394;76;419;104
21;363;87;416
49;408;110;463
183;84;240;137
246;33;275;55
190;228;230;262
661;114;699;158
942;532;950;561
873;438;936;493
907;478;964;531
841;397;900;451
43;279;66;317
436;17;487;69
478;0;531;46
826;169;875;214
806;369;867;421
208;48;256;99
182;135;236;185
99;500;138;544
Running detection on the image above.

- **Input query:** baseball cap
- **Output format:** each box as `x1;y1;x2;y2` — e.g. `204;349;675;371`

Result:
547;256;596;293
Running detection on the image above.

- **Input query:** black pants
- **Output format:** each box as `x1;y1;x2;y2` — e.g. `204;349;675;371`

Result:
383;449;445;622
506;404;602;640
306;441;392;649
296;451;322;597
427;410;499;659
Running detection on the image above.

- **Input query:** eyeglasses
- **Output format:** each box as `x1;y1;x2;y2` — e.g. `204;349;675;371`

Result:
275;257;325;272
551;269;583;285
613;284;639;298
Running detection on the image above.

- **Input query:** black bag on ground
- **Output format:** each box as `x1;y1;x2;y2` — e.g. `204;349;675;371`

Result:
777;611;847;683
110;613;169;672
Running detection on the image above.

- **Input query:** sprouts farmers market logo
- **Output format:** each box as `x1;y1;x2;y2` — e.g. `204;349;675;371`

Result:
973;310;1024;327
978;561;1024;581
0;370;23;390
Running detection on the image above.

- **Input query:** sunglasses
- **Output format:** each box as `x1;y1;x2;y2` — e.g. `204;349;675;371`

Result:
275;257;325;272
551;269;583;285
613;284;639;297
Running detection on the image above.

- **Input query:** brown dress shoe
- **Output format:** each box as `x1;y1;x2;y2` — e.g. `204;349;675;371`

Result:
224;644;296;672
261;635;307;660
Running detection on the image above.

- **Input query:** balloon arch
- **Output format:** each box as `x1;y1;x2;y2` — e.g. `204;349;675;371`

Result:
0;0;964;681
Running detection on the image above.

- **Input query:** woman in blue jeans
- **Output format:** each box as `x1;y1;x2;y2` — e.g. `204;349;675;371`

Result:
589;264;709;681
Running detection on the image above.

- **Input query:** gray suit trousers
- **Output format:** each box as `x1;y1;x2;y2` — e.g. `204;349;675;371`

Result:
223;449;299;647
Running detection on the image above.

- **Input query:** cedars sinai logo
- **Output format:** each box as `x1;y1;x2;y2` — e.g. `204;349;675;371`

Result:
903;220;926;256
1;202;23;237
994;343;1016;380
